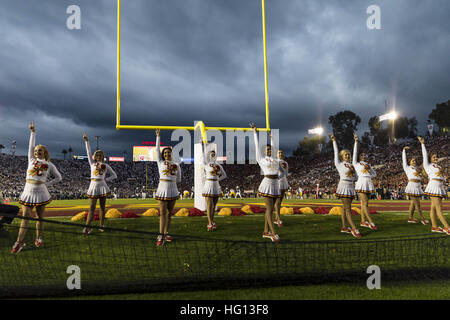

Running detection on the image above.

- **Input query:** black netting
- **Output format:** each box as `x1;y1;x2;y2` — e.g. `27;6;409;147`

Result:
1;213;450;298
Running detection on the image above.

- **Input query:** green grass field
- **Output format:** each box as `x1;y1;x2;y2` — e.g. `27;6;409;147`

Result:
1;198;450;300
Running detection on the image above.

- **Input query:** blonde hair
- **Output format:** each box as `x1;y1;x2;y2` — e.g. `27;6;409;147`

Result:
339;149;351;161
93;150;105;163
34;145;50;161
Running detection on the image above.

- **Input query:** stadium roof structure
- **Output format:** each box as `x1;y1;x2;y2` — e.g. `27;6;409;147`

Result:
115;0;272;143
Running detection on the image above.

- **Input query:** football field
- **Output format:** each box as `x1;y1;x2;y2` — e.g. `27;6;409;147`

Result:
1;198;450;300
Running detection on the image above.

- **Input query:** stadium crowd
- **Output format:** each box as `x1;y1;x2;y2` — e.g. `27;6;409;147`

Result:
0;136;448;201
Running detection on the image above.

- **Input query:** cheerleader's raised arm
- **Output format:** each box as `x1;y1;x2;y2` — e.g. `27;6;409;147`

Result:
85;138;94;167
421;141;429;169
402;148;409;172
352;140;358;168
155;134;161;163
333;140;340;167
253;130;262;164
28;129;36;162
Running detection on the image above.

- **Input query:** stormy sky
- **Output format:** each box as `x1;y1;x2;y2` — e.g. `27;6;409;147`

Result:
0;0;448;160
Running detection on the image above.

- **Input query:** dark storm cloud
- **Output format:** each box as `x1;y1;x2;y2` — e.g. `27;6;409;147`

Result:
0;0;449;158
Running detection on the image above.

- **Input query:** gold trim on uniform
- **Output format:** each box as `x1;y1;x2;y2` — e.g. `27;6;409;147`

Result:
202;193;221;198
258;191;282;198
155;195;180;201
26;179;45;185
405;193;423;197
355;189;374;194
335;193;356;199
86;192;111;199
424;192;446;198
18;199;52;207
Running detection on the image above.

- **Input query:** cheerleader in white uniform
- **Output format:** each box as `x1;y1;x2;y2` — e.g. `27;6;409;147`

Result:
330;133;360;238
251;123;283;242
353;134;377;230
82;133;117;235
154;129;181;246
11;122;62;254
274;149;289;228
418;137;449;234
201;142;227;231
402;146;429;225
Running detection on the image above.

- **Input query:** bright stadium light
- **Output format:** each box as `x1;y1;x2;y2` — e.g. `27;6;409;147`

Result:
379;111;398;122
308;127;324;135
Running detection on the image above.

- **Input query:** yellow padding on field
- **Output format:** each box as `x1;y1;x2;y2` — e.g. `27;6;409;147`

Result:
123;204;158;209
218;208;232;216
142;208;159;216
216;204;241;207
280;207;294;215
241;205;253;214
71;211;87;222
299;207;314;215
329;207;344;215
105;208;122;219
175;208;189;217
351;207;361;214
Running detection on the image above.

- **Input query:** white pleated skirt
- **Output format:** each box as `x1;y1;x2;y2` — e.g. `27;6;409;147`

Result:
404;182;423;197
336;180;356;199
425;180;446;198
279;177;289;192
202;180;222;197
155;180;179;201
19;183;52;207
86;180;111;199
258;177;281;198
355;177;375;194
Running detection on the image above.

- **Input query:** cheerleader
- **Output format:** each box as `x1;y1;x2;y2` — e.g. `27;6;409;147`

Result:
330;133;360;238
353;134;377;230
418;137;449;234
274;148;289;228
402;145;429;225
11;122;62;254
251;123;283;242
154;129;181;246
201;142;227;231
82;133;117;235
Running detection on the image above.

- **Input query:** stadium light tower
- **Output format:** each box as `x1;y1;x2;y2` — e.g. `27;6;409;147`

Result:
379;111;397;122
308;127;325;152
94;136;101;150
308;127;324;135
379;110;398;144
